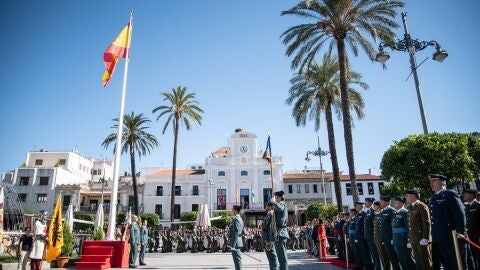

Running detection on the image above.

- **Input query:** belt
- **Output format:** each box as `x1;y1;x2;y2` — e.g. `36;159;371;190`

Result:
392;228;407;234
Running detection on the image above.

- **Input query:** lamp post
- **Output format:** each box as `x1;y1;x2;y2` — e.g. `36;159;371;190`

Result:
375;12;448;135
208;176;214;217
305;136;329;204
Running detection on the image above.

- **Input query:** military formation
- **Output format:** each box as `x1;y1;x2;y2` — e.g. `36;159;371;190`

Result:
331;174;480;270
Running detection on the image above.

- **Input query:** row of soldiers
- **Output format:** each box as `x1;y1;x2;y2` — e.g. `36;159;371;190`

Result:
334;173;479;270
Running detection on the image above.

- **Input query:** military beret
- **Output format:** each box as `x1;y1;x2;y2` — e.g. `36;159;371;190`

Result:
274;190;285;197
380;196;391;201
429;174;447;181
232;205;242;212
393;196;406;203
406;189;419;195
373;201;380;206
354;201;364;205
364;197;375;203
463;189;478;195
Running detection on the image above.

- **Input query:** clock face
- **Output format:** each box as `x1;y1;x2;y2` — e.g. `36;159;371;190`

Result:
240;146;248;153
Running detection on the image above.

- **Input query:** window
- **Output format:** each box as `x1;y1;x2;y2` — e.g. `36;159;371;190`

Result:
263;188;272;207
37;194;47;202
378;182;384;193
63;195;71;206
313;184;318;193
97;168;102;175
263;170;271;175
156;186;163;196
241;170;248;176
92;170;97;175
59;159;66;165
288;185;293;193
35;159;43;165
39;177;49;186
78;164;82;170
192;185;199;196
357;183;364;195
155;204;162;219
218;171;226;177
175;186;181;196
192;204;199;211
19;177;29;186
305;184;310;193
18;194;27;202
174;204;181;219
128;196;135;208
346;183;352;195
368;183;374;195
296;184;301;193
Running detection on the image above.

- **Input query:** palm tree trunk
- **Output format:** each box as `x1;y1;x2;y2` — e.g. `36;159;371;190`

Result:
336;38;359;202
325;102;343;212
130;144;140;216
170;117;180;222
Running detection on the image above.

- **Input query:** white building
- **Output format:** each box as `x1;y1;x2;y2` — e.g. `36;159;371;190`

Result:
141;129;284;222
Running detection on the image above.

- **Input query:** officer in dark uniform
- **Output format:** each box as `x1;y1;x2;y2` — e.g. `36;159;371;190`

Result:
391;196;415;269
406;188;432;270
379;196;401;270
354;201;372;268
335;213;346;260
348;208;357;264
429;173;468;270
263;202;278;270
364;198;380;270
271;190;289;270
463;188;480;269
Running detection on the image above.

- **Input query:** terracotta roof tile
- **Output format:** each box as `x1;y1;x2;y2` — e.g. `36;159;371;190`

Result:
212;146;230;155
283;172;382;182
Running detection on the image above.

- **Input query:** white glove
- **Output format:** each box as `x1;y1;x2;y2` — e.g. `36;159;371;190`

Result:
354;240;358;243
270;198;275;203
406;242;412;249
419;239;429;246
391;240;393;245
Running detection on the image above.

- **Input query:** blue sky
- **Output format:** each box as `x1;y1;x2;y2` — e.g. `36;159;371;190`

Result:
1;1;479;176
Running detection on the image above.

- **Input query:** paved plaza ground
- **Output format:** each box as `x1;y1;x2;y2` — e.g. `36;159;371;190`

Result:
134;250;342;270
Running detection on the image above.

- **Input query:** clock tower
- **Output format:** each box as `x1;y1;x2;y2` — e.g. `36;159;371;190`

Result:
230;128;258;157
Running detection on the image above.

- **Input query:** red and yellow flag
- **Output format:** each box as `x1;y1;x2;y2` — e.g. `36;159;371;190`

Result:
102;23;131;87
45;196;63;262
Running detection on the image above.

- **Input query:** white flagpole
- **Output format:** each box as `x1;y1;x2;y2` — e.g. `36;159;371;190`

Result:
107;12;133;240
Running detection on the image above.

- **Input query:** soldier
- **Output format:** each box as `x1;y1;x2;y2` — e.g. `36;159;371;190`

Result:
373;201;388;270
228;205;244;270
379;196;401;270
391;196;415;269
364;198;380;270
429;173;468;269
354;201;372;269
30;210;48;270
271;190;290;270
343;212;354;263
463;188;480;269
129;215;141;268
406;188;432;270
348;208;357;264
335;213;346;260
139;220;148;266
263;202;279;270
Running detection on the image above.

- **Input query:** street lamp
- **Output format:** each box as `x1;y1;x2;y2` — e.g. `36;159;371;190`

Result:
375;12;448;134
208;176;214;217
305;136;329;204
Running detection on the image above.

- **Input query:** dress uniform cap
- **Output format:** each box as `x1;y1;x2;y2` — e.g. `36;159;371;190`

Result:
373;201;380;206
393;196;406;203
463;188;478;195
274;190;285;197
364;197;375;203
232;205;242;212
406;189;419;195
429;173;447;181
380;196;391;201
354;201;364;205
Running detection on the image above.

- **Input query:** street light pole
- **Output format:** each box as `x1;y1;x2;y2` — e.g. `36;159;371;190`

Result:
375;12;448;135
306;136;329;204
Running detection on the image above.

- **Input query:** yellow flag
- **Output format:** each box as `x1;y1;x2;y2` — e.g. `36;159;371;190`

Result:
45;196;63;262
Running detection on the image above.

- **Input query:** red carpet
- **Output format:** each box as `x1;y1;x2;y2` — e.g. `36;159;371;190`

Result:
322;257;357;269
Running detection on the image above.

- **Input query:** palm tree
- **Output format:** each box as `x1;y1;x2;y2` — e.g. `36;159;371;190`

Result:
286;53;367;211
152;86;203;222
102;112;159;216
282;0;403;201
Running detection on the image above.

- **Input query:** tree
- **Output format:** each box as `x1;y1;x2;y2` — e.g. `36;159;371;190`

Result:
286;53;367;211
140;212;161;227
102;112;159;216
282;0;404;202
211;210;233;229
180;211;198;230
306;203;339;221
152;86;203;221
381;133;480;197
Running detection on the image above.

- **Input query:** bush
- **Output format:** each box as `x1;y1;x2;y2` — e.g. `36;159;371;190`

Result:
92;226;105;240
117;212;126;224
306;203;339;221
140;212;160;227
211;210;232;229
179;211;197;229
73;213;95;233
61;224;74;257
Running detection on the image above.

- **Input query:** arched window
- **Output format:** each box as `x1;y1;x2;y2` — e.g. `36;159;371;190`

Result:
241;170;248;176
263;170;271;175
218;171;226;177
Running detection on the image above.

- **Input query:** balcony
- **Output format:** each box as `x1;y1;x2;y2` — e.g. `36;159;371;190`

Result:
63;204;142;214
212;203;267;211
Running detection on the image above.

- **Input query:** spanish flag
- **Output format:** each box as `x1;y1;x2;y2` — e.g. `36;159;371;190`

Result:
102;22;131;87
45;196;63;262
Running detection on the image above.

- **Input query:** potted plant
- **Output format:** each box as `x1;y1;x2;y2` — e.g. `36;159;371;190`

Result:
57;224;74;268
92;226;105;240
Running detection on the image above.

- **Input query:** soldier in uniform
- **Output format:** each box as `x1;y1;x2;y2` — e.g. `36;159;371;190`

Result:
364;198;380;270
271;190;289;270
348;208;358;264
343;212;354;263
334;213;346;260
391;196;415;269
354;201;373;269
373;201;388;270
379;196;401;270
263;202;279;270
129;215;141;268
139;220;148;266
463;188;480;269
228;205;244;270
406;188;432;270
429;174;468;269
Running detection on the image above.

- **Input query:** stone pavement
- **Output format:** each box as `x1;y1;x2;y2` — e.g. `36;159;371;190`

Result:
132;250;343;270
